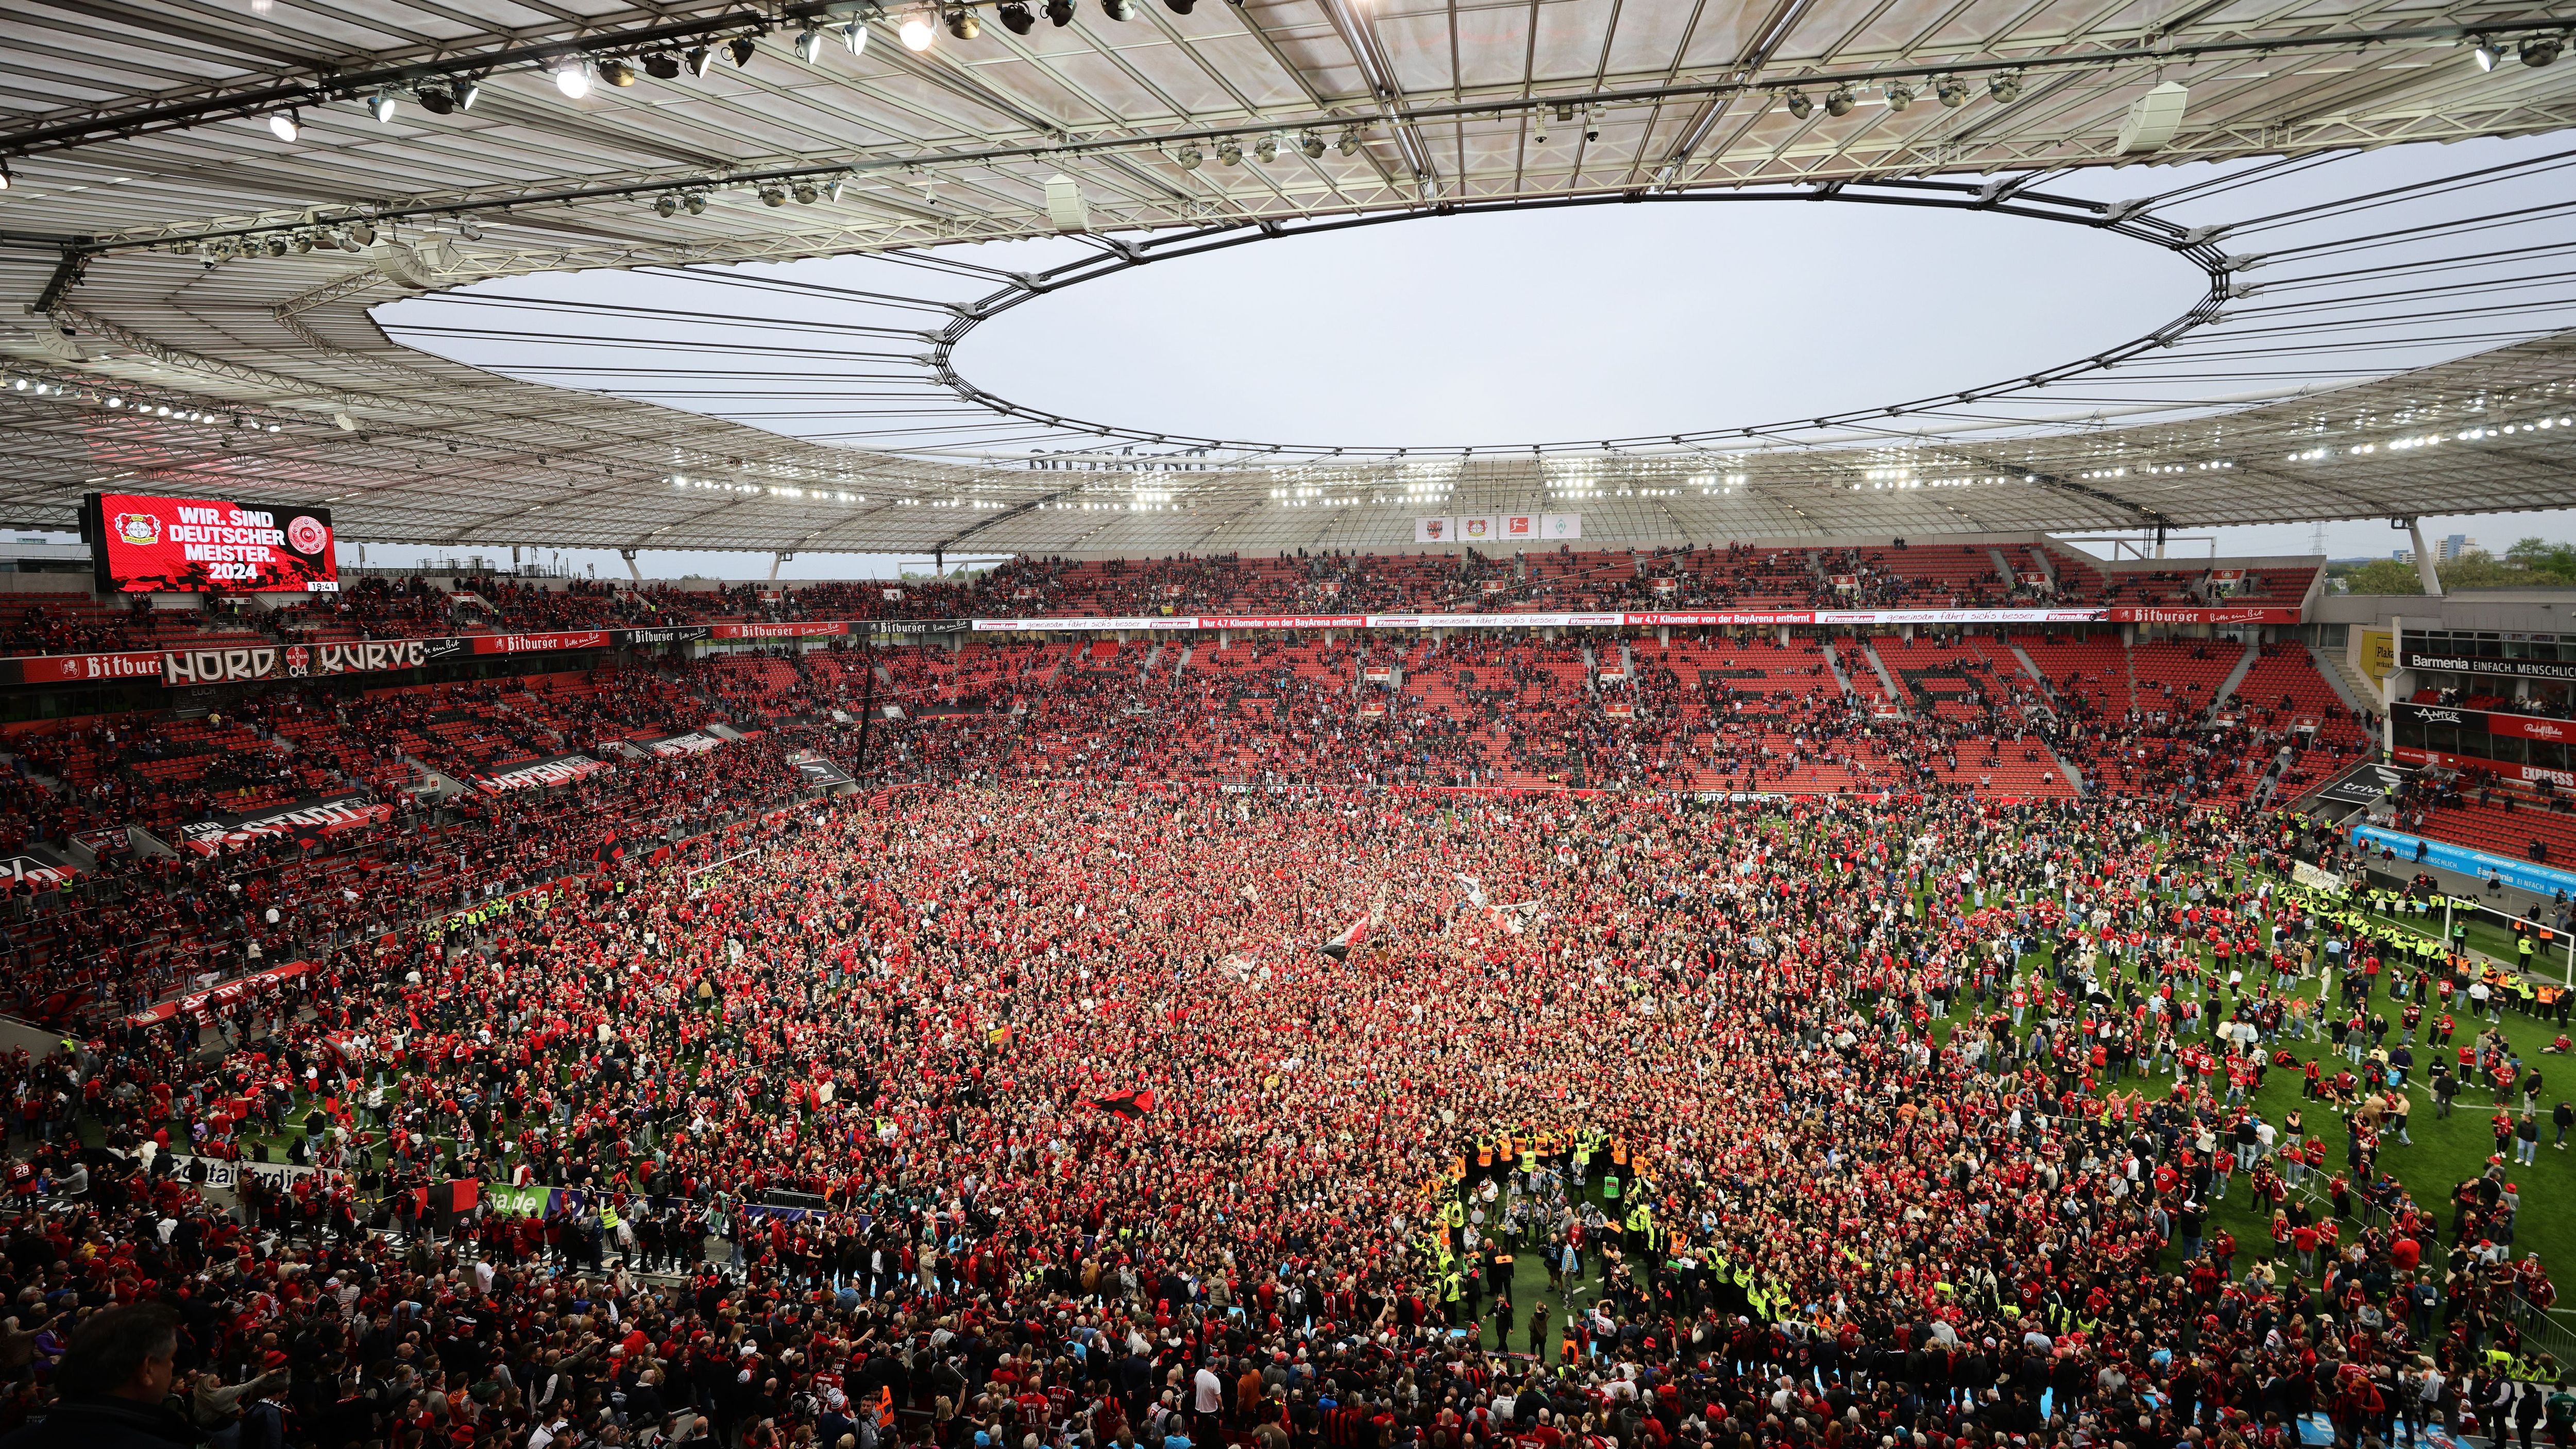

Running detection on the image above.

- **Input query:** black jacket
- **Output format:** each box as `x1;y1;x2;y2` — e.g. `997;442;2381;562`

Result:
0;1397;202;1449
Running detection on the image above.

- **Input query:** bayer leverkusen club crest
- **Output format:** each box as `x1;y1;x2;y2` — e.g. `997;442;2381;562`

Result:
284;645;311;677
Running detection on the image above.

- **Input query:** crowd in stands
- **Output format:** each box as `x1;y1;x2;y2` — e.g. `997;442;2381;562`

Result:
0;778;2569;1449
0;619;2383;1023
0;547;2330;662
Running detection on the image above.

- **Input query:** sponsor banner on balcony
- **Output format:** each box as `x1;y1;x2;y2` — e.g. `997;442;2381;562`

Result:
471;752;614;794
178;792;393;855
2393;745;2575;789
0;650;165;686
2401;650;2576;681
2394;700;2492;733
466;629;613;655
1198;615;1369;630
971;615;1202;632
614;624;714;646
710;620;850;640
2105;605;2302;624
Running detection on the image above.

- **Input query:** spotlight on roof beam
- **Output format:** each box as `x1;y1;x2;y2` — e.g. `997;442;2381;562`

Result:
795;25;825;61
1337;125;1363;156
685;45;714;76
366;91;398;122
417;86;456;115
1164;0;1195;12
841;20;868;53
645;52;682;79
1823;85;1855;115
1299;130;1325;158
554;62;590;98
791;181;819;203
1176;143;1202;168
292;232;315;252
654;194;680;217
944;7;979;38
1935;74;1969;106
683;193;708;214
334;231;365;252
346;219;376;246
452;79;480;109
998;1;1035;32
0;161;11;191
1044;0;1076;21
1217;137;1242;165
1253;133;1278;163
900;8;937;47
1883;80;1914;110
2524;35;2562;65
728;35;757;65
1101;0;1134;19
759;185;788;206
1783;91;1812;118
2471;35;2500;69
598;57;636;86
268;109;300;142
264;235;290;257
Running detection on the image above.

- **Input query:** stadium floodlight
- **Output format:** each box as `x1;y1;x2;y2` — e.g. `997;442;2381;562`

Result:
1935;74;1969;106
1783;91;1812;119
791;181;819;203
899;9;937;48
1299;130;1326;159
1217;138;1242;165
1254;133;1278;163
1176;143;1202;168
598;57;636;86
554;62;590;98
268;109;300;142
654;194;680;217
728;35;757;65
842;20;868;53
367;91;399;122
759;185;788;206
645;52;683;78
684;193;709;214
451;79;480;109
1988;70;2023;102
795;26;826;61
1883;80;1914;110
1044;0;1075;22
2523;35;2561;66
1165;0;1195;11
346;219;376;245
2471;35;2500;70
1337;126;1363;156
944;8;979;38
418;86;456;114
998;2;1035;33
1823;85;1855;116
1101;0;1134;20
685;45;715;76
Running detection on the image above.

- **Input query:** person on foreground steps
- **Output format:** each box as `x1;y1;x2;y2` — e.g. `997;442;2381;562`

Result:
0;1305;200;1449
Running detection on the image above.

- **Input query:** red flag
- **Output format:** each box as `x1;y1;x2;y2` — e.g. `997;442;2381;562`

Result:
1319;914;1372;960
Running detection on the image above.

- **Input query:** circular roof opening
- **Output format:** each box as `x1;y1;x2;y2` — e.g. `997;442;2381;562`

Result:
950;199;2205;451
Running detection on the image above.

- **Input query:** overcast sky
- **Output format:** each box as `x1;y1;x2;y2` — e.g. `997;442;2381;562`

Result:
349;133;2576;581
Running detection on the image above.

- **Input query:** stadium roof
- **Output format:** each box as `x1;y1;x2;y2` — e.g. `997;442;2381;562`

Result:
2;0;2575;555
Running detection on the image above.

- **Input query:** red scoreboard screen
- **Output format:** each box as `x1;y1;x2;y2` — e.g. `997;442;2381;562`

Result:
82;491;340;594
